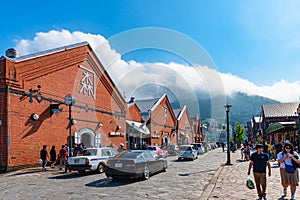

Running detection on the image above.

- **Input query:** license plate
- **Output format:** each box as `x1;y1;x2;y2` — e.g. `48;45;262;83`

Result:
115;163;122;168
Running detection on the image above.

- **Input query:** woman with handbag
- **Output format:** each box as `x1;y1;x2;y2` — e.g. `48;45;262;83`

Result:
277;143;300;200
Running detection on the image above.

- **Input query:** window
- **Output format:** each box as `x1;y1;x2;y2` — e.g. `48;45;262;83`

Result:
95;133;102;147
101;149;110;156
74;131;81;144
164;106;167;120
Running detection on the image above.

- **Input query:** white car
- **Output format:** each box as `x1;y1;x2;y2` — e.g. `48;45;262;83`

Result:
178;145;198;161
67;147;118;174
191;143;205;155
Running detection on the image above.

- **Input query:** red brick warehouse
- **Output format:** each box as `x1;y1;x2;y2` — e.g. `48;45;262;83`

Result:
0;42;126;171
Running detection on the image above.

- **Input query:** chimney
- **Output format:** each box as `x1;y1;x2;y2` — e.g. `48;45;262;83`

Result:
128;97;135;104
5;48;19;58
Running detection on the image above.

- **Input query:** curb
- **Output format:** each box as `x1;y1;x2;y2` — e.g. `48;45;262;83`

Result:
199;158;226;200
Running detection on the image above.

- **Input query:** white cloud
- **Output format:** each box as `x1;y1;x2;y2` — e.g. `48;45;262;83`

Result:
13;29;300;103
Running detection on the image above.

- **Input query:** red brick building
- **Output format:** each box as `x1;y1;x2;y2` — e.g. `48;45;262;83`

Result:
0;42;126;171
174;105;193;145
130;95;177;147
190;114;203;143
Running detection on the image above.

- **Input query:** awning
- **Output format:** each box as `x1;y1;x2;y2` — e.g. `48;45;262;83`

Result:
266;123;284;134
266;122;296;134
126;120;150;138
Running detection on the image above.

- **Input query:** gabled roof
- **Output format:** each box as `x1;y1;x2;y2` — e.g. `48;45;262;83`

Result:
135;96;163;113
174;105;187;120
13;41;89;62
173;108;181;118
262;102;300;118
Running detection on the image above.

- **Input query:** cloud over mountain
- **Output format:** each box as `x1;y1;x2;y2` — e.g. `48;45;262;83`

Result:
14;29;300;103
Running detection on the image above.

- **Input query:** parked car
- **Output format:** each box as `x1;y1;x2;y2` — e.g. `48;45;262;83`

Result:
105;150;168;180
191;143;205;155
147;146;168;158
161;145;179;156
67;147;118;174
178;145;198;161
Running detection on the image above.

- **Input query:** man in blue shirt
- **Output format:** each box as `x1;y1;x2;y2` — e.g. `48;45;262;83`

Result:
248;144;271;200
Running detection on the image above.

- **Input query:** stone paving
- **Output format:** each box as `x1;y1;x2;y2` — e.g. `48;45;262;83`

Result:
204;149;300;200
0;148;225;200
3;148;296;200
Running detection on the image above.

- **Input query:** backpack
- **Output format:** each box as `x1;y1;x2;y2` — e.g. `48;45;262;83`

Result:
60;149;66;158
292;154;300;168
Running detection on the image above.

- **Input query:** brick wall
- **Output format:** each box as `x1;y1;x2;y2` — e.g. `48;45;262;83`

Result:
149;97;176;146
1;44;126;171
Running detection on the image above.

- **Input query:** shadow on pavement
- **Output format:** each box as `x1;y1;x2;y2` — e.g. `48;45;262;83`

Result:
86;177;142;187
235;159;248;163
48;171;96;179
6;168;42;176
178;169;216;176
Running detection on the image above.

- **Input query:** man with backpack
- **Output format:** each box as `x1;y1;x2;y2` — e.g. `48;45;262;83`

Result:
59;145;67;170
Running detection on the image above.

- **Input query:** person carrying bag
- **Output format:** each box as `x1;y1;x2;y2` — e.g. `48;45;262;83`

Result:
277;143;300;200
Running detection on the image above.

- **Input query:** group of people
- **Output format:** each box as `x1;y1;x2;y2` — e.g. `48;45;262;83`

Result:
40;144;70;171
248;141;300;200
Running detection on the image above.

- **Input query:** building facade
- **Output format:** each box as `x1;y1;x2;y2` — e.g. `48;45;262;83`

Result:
0;42;126;171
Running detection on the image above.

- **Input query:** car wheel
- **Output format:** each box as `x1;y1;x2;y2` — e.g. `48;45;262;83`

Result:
78;170;85;174
143;165;150;180
97;163;105;174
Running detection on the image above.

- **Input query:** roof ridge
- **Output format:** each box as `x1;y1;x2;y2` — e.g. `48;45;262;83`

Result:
14;41;89;62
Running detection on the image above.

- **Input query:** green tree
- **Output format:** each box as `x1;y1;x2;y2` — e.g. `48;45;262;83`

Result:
235;123;245;146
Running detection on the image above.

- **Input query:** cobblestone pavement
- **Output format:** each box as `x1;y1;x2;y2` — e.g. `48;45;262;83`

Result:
205;149;300;200
0;148;225;200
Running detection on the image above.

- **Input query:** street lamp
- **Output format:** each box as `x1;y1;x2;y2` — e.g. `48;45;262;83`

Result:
225;104;232;165
64;94;76;158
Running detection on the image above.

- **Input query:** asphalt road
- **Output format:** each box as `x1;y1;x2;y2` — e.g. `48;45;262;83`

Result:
0;148;225;200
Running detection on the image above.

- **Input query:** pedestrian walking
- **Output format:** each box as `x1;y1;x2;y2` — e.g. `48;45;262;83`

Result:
59;145;67;170
241;144;245;160
40;145;49;172
221;142;225;152
49;145;56;168
247;144;271;200
277;142;300;200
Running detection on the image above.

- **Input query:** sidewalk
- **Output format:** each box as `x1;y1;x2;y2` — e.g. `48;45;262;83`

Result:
202;149;300;200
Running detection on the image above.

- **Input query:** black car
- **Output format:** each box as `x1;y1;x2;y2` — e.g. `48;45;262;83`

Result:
105;150;168;180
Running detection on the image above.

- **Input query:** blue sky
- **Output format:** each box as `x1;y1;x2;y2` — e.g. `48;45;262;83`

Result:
1;0;300;88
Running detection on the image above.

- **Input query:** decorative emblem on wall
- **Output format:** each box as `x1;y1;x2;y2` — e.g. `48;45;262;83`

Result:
79;65;96;99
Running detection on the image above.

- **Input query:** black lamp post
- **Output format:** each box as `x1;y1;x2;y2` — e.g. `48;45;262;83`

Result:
225;104;232;165
64;95;76;158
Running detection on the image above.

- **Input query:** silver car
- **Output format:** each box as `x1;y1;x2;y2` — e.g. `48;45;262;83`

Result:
178;145;198;161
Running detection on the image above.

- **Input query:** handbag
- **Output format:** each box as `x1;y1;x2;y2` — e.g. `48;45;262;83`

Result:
246;176;255;189
284;161;295;173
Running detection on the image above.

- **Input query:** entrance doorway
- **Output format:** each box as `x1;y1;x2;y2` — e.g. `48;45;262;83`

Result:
75;128;98;148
